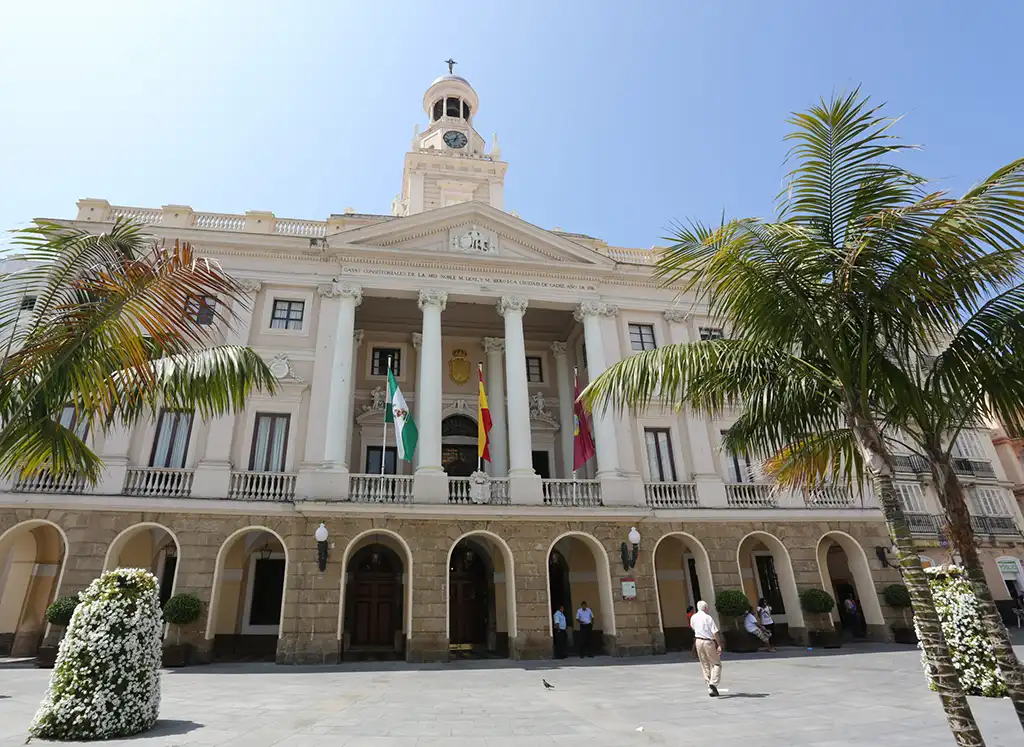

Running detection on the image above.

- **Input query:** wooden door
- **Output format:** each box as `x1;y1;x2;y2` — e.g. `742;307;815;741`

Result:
449;574;488;645
351;572;399;648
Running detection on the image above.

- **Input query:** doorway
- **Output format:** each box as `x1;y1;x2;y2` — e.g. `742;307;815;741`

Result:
449;542;489;649
532;451;551;479
442;415;479;477
344;544;403;658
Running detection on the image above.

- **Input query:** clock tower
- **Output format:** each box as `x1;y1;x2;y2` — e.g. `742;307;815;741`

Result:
394;66;507;216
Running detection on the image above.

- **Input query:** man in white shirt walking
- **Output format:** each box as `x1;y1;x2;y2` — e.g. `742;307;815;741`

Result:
552;605;568;659
689;600;723;697
575;601;594;658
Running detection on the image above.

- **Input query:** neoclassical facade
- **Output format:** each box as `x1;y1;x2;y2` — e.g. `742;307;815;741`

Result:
2;71;1023;663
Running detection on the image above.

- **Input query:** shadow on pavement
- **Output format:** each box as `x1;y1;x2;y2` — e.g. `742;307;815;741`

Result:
129;720;203;739
718;692;771;699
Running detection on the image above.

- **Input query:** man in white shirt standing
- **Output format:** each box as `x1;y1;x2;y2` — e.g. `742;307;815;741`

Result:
552;605;568;659
575;601;594;658
689;600;723;697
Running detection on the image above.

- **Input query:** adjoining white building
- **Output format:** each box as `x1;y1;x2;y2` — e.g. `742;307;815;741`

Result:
2;70;1022;663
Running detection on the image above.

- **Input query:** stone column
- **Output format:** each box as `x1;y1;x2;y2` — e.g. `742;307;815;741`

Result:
411;332;422;473
499;297;542;503
551;342;574;479
414;289;448;502
296;282;361;500
664;309;726;507
344;330;364;473
192;279;261;498
575;302;620;477
483;337;508;477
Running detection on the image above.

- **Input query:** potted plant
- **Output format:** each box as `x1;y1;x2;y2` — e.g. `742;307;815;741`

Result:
161;593;202;667
37;595;80;668
714;589;759;653
882;583;916;644
800;588;841;648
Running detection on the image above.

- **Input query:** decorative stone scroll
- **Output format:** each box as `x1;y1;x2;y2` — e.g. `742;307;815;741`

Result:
574;300;619;322
497;296;529;316
417;288;448;311
318;282;363;305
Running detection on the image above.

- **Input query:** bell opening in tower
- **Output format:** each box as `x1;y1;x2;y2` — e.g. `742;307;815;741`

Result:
432;99;443;121
446;97;462;118
462;101;471;119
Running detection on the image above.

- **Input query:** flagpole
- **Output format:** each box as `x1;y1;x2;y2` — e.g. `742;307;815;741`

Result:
572;367;579;505
381;357;391;482
477;362;483;473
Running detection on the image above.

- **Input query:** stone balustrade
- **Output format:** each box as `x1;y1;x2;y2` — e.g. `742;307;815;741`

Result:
228;471;297;502
123;467;194;498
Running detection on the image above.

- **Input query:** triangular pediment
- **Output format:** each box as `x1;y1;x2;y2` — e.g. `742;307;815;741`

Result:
329;201;614;267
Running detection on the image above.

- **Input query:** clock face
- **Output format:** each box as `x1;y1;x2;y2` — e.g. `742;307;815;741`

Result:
443;130;468;149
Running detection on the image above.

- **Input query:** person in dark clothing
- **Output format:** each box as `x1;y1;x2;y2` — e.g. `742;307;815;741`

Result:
575;601;594;657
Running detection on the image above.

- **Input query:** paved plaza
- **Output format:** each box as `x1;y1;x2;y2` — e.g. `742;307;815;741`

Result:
1;644;1021;747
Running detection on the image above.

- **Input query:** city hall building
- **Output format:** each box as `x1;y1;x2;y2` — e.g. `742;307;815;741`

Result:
2;71;1023;663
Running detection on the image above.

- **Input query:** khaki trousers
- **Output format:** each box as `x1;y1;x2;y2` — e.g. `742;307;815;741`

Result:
695;638;721;687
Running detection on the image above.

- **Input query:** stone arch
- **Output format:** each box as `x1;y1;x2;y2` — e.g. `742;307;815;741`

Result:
651;531;716;650
0;519;69;657
205;526;289;650
445;530;517;657
545;531;616;637
103;522;181;606
337;528;414;658
815;531;885;636
735;531;805;631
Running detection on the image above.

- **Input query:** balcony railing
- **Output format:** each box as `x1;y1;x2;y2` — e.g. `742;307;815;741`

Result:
13;470;87;494
803;485;856;508
123;467;194;498
725;483;776;508
349;474;414;503
644;482;698;508
905;512;943;537
542;479;602;507
952;458;997;480
228;471;296;501
970;515;1022;537
447;477;511;505
892;454;930;474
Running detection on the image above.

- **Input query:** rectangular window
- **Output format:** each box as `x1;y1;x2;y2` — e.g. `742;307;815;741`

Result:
721;431;750;483
372;348;401;376
58;405;89;440
628;323;657;351
249;413;290;472
150;410;194;468
526;356;543;383
895;483;927;513
699;326;724;341
270;299;305;331
970;487;1010;517
185;295;216;326
365;446;397;475
953;430;986;459
21;295;36;311
644;428;677;482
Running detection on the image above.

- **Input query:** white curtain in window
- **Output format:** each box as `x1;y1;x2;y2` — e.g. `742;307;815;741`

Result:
970;487;1010;516
152;412;192;468
953;430;986;459
268;417;287;471
252;417;272;471
895;483;927;513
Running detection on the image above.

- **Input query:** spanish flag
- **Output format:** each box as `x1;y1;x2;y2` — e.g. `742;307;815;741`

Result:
478;364;493;462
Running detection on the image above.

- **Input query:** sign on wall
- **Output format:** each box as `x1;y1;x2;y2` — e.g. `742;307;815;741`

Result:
620;578;636;601
998;559;1020;579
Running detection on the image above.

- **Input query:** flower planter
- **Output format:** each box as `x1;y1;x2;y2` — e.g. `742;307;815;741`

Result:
35;645;59;669
807;630;842;649
162;643;194;668
891;626;918;645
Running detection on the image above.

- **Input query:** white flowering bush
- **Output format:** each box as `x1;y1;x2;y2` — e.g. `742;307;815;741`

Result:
919;564;1007;697
30;568;163;740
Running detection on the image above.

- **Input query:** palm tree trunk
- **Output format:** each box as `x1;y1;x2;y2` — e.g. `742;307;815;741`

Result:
931;454;1024;730
852;419;985;746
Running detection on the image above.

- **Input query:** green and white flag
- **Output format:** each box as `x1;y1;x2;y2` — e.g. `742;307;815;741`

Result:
385;368;418;462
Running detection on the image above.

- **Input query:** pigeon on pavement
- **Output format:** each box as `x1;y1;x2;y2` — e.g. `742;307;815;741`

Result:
542;679;555;690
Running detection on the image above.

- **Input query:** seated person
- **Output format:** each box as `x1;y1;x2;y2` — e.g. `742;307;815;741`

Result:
743;606;776;652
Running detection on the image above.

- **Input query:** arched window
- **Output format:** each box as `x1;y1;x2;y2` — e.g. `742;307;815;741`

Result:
442;415;477;438
432;99;443;121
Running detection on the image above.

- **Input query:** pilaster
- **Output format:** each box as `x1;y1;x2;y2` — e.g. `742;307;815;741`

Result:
414;289;448;503
499;297;542;504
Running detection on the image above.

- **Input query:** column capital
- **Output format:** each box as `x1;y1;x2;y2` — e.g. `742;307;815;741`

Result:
497;296;529;316
418;288;448;311
574;300;619;322
550;341;568;357
318;282;363;306
663;308;689;324
411;332;422;349
237;279;263;294
354;329;365;347
483;337;506;354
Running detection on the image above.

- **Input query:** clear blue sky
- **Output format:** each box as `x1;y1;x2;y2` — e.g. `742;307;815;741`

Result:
1;1;1021;249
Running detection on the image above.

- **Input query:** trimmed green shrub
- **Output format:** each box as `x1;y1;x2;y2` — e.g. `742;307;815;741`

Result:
30;569;163;740
162;593;202;626
44;596;80;627
882;583;911;608
799;588;836;615
715;589;751;619
920;565;1006;697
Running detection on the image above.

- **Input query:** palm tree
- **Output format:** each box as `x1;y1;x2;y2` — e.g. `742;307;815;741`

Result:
583;92;1024;746
0;219;276;482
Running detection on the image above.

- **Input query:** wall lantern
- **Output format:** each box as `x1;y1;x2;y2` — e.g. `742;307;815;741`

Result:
315;523;329;572
620;527;641;571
